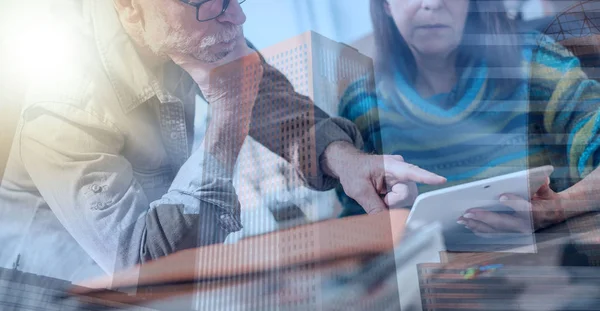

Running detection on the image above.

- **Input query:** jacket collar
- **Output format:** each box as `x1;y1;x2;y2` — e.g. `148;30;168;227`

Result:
90;0;195;113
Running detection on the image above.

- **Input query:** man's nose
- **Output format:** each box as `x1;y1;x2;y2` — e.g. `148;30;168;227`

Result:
217;0;246;25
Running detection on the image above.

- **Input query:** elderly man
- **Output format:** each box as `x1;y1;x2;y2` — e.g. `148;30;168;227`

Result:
0;0;444;282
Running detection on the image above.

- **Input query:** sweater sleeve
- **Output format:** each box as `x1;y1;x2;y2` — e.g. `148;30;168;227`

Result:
529;35;600;182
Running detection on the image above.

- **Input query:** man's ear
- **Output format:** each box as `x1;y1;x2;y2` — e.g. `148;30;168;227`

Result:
113;0;143;24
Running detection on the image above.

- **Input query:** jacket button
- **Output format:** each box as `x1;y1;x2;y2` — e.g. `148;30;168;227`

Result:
91;184;102;193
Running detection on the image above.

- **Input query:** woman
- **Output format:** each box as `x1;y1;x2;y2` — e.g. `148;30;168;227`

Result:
338;0;600;235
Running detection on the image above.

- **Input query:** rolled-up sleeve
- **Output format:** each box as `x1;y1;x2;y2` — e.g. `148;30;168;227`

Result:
19;102;241;275
248;48;364;191
145;146;242;260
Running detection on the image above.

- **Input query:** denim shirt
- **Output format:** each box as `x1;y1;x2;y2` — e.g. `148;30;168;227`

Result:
0;0;362;282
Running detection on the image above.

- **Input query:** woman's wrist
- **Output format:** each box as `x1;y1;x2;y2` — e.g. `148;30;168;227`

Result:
558;187;595;221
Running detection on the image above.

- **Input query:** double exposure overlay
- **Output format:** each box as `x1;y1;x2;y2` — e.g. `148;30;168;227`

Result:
1;1;600;310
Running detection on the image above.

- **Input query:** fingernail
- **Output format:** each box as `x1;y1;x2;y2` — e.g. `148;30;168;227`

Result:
457;220;467;225
463;213;475;219
500;195;508;202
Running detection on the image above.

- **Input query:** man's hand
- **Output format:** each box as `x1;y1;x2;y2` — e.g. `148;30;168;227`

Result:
169;36;263;117
457;181;567;236
169;36;264;170
168;36;259;92
322;142;446;214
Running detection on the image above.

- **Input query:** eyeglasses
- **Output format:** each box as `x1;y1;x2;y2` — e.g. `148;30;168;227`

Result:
179;0;247;22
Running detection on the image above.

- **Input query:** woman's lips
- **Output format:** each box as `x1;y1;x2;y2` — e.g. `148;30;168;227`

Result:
414;24;451;35
418;24;449;29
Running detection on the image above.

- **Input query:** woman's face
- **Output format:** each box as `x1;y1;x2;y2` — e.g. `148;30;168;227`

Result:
386;0;469;57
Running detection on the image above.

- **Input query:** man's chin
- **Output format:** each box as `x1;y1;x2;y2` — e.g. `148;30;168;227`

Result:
211;51;233;63
200;36;244;63
192;44;237;63
190;50;231;64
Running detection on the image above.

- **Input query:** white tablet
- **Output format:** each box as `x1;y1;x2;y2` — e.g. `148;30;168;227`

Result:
406;165;554;230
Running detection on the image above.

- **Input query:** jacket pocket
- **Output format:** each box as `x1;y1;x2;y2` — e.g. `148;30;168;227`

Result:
132;167;173;202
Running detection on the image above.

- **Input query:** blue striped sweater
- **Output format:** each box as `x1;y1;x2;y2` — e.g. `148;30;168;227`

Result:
338;33;600;217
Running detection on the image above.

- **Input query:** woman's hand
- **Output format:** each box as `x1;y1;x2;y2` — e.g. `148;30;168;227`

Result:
457;182;567;236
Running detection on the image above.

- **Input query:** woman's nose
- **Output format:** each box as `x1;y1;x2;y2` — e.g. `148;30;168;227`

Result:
420;0;444;11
